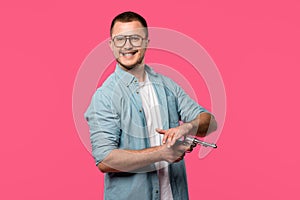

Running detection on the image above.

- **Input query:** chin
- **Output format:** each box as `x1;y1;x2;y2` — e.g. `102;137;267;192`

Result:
117;59;142;70
118;62;138;70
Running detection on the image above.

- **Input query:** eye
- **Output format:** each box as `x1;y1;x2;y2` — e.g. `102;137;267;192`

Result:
130;36;141;42
115;36;125;41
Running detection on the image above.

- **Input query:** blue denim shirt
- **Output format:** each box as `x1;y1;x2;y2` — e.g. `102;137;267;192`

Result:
85;64;208;200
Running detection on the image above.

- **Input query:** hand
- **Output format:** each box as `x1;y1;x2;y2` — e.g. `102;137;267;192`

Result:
156;123;193;148
159;142;190;163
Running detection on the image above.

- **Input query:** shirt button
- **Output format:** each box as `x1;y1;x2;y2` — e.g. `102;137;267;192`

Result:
155;190;158;194
136;91;139;94
139;109;142;112
134;80;137;83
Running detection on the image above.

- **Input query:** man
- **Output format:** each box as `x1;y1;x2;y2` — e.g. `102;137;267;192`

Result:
85;11;217;200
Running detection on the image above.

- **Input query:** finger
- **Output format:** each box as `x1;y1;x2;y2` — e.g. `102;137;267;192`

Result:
173;157;182;163
169;131;181;147
186;144;195;153
163;133;169;144
178;142;191;153
155;128;166;134
164;131;172;145
174;153;185;163
156;128;169;144
166;131;175;147
187;146;193;153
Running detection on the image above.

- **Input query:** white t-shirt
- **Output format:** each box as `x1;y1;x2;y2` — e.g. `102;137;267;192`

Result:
139;73;173;200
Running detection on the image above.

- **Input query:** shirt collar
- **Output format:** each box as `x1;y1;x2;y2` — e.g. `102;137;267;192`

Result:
115;64;135;86
144;65;158;77
115;64;158;86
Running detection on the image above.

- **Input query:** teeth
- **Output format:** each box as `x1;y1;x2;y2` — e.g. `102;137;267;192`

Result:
121;52;135;57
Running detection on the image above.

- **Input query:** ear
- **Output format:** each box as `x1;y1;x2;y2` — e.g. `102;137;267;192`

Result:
144;39;150;48
109;39;114;51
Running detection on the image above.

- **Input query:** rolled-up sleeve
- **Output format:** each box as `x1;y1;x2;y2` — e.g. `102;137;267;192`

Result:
84;89;121;165
174;81;209;122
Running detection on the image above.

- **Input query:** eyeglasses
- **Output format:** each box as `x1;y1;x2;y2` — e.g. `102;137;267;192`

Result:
112;35;147;47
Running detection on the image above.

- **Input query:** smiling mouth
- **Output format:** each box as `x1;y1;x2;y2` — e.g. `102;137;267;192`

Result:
120;50;138;57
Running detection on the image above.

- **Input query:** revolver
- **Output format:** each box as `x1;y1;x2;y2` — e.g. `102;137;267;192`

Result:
182;135;217;149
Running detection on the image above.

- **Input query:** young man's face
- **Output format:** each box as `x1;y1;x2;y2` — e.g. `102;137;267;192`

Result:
110;21;148;70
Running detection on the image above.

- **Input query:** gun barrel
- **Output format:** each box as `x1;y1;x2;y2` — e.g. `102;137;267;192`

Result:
193;138;217;148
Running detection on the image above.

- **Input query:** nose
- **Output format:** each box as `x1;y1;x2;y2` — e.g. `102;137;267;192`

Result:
123;38;133;49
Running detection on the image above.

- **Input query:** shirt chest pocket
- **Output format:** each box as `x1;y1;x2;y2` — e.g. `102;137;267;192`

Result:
167;96;179;125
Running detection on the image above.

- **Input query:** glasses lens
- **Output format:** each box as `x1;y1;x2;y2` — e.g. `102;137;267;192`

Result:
113;36;126;47
129;35;142;47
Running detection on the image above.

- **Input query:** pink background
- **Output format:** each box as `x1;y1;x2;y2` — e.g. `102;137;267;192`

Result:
1;0;299;199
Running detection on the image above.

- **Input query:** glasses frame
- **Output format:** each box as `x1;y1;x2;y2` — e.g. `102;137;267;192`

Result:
112;34;147;48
